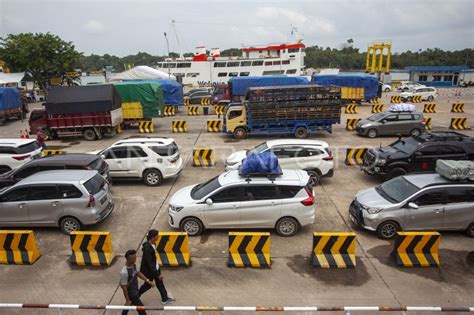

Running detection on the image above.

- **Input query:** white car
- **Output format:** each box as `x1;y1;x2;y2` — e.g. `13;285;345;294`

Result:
397;81;425;92
94;137;183;186
225;139;334;185
168;169;315;236
382;83;392;92
400;86;437;102
0;138;43;174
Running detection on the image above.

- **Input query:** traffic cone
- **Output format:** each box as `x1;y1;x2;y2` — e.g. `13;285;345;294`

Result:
24;129;30;138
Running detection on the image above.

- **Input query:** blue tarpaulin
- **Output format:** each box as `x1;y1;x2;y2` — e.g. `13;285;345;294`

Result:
311;74;378;100
140;80;184;105
230;76;310;96
0;87;21;111
239;152;282;176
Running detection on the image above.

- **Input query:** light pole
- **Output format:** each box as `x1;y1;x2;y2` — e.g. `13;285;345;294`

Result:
164;32;171;79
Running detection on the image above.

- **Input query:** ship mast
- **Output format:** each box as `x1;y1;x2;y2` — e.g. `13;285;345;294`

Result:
171;19;184;60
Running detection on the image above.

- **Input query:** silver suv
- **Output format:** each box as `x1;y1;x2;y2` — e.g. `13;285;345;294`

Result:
356;111;426;138
0;170;113;234
349;173;474;239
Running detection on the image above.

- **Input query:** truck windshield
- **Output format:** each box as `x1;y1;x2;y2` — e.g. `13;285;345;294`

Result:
248;142;268;155
377;177;419;203
191;176;221;200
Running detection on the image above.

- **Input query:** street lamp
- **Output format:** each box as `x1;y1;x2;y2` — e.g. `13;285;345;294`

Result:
164;32;171;79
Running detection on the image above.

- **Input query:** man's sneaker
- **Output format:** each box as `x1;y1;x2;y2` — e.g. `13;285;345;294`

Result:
162;297;176;305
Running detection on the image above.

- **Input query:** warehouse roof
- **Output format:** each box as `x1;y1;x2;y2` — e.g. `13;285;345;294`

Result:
405;66;470;72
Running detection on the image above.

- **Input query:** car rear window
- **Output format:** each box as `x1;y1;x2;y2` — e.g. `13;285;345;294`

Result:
278;185;302;199
149;142;179;157
87;158;102;171
83;174;105;195
15;141;40;154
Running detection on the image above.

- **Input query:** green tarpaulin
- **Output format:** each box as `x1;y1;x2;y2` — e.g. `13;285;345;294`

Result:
113;81;164;118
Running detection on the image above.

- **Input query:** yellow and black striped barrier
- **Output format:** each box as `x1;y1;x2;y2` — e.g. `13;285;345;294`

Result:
42;150;64;157
412;95;422;103
227;232;270;268
138;121;154;133
423;103;437;113
392;232;440;267
207;120;222;132
155;232;190;267
172;120;187;133
449;118;468;130
192;148;215;167
214;105;225;115
0;230;41;265
345;148;368;166
188;106;200;116
425;117;432;130
70;231;114;267
311;232;356;268
369;98;380;105
163;106;176;116
344;104;358;114
371;104;384;113
451;103;464;113
345;118;361;131
183;98;190;106
200;98;211;106
391;95;401;103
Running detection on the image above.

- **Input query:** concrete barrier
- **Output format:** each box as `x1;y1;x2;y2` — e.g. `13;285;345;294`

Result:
69;231;113;267
0;230;41;265
227;232;270;268
155;232;190;267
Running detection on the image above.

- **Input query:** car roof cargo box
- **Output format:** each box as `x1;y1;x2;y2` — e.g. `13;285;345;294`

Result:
311;74;378;100
389;103;416;112
45;85;121;114
239;152;283;179
0;87;21;111
435;160;474;181
230;76;309;97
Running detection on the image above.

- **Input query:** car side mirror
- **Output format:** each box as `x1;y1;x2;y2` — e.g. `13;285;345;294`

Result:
414;151;422;157
408;202;419;210
205;198;213;206
100;154;106;160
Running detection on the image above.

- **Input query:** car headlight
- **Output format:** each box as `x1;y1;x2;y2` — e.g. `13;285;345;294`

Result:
367;207;383;214
169;205;183;212
375;158;386;165
361;123;372;128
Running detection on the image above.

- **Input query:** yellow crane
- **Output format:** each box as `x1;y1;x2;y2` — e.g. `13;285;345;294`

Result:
365;40;391;77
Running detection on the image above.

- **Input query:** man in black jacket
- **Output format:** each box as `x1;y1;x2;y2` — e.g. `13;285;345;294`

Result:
139;229;175;305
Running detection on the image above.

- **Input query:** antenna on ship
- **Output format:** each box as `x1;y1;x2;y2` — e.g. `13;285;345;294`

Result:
171;19;184;59
290;25;303;43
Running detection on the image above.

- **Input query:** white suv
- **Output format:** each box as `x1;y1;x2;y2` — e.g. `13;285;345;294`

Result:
0;139;43;174
397;81;425;92
168;169;315;236
400;86;437;102
225;139;334;185
95;137;183;186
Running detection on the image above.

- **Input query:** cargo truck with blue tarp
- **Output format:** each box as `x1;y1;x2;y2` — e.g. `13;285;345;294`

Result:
223;85;342;139
311;74;381;103
0;87;26;125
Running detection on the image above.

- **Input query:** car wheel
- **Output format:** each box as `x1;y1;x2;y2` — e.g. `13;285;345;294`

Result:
306;170;321;186
233;127;247;140
385;88;390;92
143;169;163;186
294;127;308;139
0;166;11;175
180;217;204;236
376;221;400;239
427;96;434;102
466;223;474;238
407;96;413;102
83;128;97;141
276;217;299;237
60;217;82;234
410;128;421;137
367;129;378;138
387;167;407;180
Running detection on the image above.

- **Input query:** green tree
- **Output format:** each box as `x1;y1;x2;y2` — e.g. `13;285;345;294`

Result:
0;32;82;93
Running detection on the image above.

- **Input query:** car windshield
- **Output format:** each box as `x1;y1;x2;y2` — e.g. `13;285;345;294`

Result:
390;138;418;154
83;173;105;195
248;142;268;155
191;176;221;200
367;113;386;122
377;176;419;203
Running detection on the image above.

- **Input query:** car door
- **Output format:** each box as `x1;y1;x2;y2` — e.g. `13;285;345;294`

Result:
127;146;149;177
58;184;85;217
270;146;295;168
437;145;468;162
397;113;415;135
378;114;398;135
240;185;281;228
411;144;438;172
204;186;243;228
442;187;474;230
103;147;128;177
0;186;30;224
27;185;63;224
404;188;445;230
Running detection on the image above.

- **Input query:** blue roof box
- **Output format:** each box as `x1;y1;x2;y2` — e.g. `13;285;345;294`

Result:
239;152;282;177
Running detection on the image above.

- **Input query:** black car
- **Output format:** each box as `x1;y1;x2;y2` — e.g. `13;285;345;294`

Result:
361;132;474;180
0;153;110;189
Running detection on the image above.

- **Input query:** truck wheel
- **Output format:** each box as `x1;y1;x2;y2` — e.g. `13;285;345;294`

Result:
294;127;308;139
233;128;247;140
83;128;97;141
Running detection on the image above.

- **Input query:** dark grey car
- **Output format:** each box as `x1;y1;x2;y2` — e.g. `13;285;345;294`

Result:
356;111;426;138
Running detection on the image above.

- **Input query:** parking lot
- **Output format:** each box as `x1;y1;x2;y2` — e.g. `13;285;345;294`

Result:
0;88;473;314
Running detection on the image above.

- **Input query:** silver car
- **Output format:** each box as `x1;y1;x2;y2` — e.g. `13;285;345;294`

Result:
349;173;474;239
356;111;426;138
0;170;113;233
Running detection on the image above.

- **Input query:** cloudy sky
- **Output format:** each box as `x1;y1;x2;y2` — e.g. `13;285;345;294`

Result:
1;0;473;56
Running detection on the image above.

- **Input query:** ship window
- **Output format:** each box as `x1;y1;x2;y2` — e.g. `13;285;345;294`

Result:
281;49;286;53
273;61;281;65
288;48;299;53
214;62;226;68
177;63;191;68
186;73;199;77
259;50;263;53
282;60;290;65
156;63;162;68
172;73;185;77
240;61;251;67
240;72;250;76
263;70;285;75
227;62;239;67
163;63;176;68
217;72;228;77
286;69;297;74
252;60;263;66
264;61;272;66
229;72;238;77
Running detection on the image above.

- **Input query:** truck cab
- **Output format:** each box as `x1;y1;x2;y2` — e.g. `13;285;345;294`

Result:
28;109;48;135
223;103;247;139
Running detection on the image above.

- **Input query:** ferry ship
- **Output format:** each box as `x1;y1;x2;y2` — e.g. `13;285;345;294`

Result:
156;37;306;87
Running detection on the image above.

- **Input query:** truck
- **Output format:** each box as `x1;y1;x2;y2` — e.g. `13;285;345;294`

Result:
29;85;123;141
223;85;342;139
0;87;27;125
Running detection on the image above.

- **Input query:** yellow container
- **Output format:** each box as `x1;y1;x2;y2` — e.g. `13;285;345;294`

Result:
122;102;143;119
341;87;364;100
